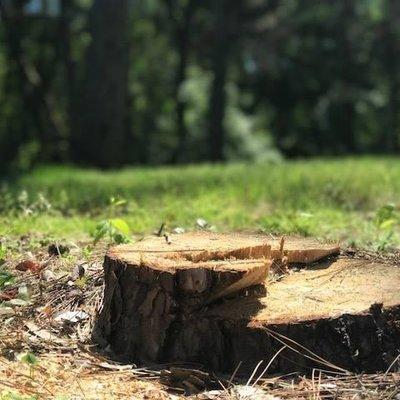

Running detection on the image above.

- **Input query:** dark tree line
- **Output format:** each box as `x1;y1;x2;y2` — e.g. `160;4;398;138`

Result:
0;0;399;171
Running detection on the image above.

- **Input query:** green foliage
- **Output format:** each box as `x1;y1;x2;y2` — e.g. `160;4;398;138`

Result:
92;218;131;244
374;203;398;229
9;158;400;213
82;245;93;260
0;189;53;216
20;352;38;367
74;275;88;288
19;351;39;379
373;203;399;250
0;243;6;265
375;231;394;252
92;197;131;244
1;158;400;250
0;269;14;290
0;392;37;400
0;0;399;170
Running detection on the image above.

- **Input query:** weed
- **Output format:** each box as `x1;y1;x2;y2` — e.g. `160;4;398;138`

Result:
81;245;93;260
92;197;131;244
372;203;399;250
375;203;398;229
0;392;37;400
92;218;131;244
0;243;6;265
19;352;39;379
0;269;14;289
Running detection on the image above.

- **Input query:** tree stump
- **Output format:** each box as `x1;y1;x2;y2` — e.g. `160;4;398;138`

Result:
93;232;400;374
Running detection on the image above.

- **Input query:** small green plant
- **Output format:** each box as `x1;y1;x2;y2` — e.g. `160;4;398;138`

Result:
373;203;399;251
0;184;15;214
92;196;131;244
0;391;37;400
93;218;131;244
109;196;128;213
374;203;398;230
376;231;394;251
0;243;6;265
20;352;39;379
82;245;93;260
74;275;89;288
0;269;14;290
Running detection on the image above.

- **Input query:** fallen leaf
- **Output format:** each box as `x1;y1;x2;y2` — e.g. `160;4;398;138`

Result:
15;260;41;273
37;304;54;317
54;310;89;323
42;269;56;281
17;283;31;300
0;306;14;316
0;287;18;301
5;298;31;306
25;321;66;345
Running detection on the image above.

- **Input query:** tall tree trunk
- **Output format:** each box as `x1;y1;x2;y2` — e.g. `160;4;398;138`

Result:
340;0;357;153
72;0;130;168
388;71;400;152
0;0;63;161
59;0;76;154
384;0;400;152
208;0;231;162
170;0;195;163
339;101;356;153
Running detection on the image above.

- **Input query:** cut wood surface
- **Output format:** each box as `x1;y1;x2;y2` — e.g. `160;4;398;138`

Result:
110;232;340;265
94;232;400;374
210;257;400;324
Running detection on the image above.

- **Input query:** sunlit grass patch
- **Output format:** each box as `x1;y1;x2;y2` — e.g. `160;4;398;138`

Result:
1;156;400;249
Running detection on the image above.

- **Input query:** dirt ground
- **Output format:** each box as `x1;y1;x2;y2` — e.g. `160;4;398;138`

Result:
0;235;399;399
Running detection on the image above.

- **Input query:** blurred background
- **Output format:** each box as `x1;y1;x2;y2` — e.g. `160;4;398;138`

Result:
1;0;399;172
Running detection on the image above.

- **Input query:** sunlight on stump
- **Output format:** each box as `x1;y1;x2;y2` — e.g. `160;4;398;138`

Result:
93;232;400;374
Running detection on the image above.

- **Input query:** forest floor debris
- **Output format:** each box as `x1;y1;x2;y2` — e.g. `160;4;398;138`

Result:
0;236;399;399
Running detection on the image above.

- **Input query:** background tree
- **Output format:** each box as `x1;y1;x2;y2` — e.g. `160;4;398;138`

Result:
71;0;130;168
0;0;399;172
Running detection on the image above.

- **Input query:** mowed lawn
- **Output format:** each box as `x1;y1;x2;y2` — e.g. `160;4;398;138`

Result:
1;157;400;249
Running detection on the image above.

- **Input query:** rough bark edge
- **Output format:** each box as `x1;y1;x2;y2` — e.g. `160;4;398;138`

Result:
164;303;400;374
94;254;400;374
93;253;270;362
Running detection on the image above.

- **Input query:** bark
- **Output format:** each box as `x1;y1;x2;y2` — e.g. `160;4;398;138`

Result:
94;238;274;362
92;233;395;376
164;303;400;374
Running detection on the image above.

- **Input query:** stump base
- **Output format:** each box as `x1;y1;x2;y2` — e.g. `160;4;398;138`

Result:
94;233;400;374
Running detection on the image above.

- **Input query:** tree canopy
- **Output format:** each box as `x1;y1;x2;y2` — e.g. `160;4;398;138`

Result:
0;0;399;171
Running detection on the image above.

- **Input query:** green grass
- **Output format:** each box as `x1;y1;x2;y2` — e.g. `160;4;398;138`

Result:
1;157;400;249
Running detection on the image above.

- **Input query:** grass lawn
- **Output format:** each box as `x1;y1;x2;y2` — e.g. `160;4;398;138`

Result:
1;156;400;250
